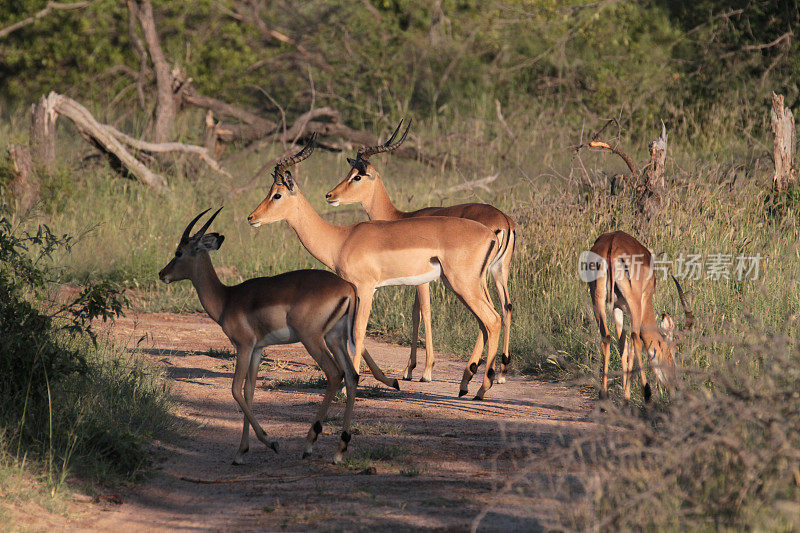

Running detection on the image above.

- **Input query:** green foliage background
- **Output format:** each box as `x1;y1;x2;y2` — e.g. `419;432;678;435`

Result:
1;0;798;140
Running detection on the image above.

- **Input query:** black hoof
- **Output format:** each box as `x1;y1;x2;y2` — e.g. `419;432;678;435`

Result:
393;379;401;391
419;377;431;383
643;383;652;402
302;451;310;459
402;376;412;381
458;389;468;398
472;395;483;401
269;441;279;453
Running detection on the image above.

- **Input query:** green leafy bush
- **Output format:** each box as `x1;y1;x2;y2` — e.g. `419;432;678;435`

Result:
0;209;173;483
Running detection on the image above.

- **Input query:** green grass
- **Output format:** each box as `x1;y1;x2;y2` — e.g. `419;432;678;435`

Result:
4;111;799;390
266;376;327;390
0;336;177;527
342;443;411;471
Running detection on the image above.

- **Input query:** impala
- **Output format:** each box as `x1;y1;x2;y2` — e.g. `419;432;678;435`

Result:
325;120;517;384
159;208;399;464
248;135;504;400
586;231;694;401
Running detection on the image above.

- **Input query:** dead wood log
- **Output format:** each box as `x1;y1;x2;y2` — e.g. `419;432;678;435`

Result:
104;123;233;180
30;95;57;172
7;144;40;211
770;92;796;191
44;92;168;190
182;89;277;130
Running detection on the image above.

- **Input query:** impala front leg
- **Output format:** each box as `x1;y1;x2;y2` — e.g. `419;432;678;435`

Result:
352;288;375;380
417;283;435;382
234;347;263;465
231;344;278;458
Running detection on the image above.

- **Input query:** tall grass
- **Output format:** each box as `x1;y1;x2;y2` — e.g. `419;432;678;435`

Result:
0;336;176;523
15;109;794;386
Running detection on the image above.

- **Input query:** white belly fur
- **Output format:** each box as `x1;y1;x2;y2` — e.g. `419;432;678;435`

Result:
259;327;299;346
376;260;442;288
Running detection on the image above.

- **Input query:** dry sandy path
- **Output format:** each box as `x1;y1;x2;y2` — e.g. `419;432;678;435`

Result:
71;312;593;531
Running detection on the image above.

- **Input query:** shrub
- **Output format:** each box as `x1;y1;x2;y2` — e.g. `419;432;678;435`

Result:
0;208;174;484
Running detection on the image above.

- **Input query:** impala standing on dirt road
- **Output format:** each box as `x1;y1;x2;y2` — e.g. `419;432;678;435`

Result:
326;119;517;384
248;135;505;400
159;208;398;464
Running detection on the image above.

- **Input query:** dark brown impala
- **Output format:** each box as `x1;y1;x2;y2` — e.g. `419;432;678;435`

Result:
159;208;398;465
586;231;694;401
325;120;517;384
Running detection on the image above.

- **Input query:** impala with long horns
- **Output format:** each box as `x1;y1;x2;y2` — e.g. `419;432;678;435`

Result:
159;208;399;464
585;231;694;401
326;119;517;384
248;135;504;400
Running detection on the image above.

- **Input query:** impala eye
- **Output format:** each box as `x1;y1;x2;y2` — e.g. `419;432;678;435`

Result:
175;250;182;258
352;176;361;181
273;193;282;200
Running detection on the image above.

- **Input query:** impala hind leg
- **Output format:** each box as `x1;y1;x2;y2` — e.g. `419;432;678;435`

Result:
613;307;632;401
300;337;344;459
233;347;262;465
451;281;501;400
231;344;277;460
590;279;613;400
491;262;512;384
403;289;421;381
330;340;358;465
417;283;435;382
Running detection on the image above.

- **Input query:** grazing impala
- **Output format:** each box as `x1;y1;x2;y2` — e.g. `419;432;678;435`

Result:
325;120;517;384
248;135;504;400
159;208;399;464
586;231;694;401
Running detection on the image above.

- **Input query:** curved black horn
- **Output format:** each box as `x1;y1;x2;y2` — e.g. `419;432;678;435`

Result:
182;208;211;242
195;206;224;239
357;118;411;160
671;275;695;331
274;133;318;180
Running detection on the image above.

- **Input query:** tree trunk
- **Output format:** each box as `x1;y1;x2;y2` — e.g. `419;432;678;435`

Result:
133;0;176;143
771;92;796;191
30;95;57;172
7;144;40;211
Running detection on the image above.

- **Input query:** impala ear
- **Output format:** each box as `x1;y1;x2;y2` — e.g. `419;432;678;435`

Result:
197;233;224;252
660;312;675;341
283;170;296;192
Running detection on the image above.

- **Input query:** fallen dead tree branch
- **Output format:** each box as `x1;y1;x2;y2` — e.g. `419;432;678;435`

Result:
37;92;235;191
105;125;234;180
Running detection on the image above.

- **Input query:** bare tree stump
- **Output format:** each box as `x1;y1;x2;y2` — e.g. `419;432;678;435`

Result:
30;95;57;172
645;121;668;191
203;110;224;160
771;92;796;191
7;144;40;211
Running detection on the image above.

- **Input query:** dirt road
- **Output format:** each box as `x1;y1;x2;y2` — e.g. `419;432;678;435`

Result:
72;312;593;531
